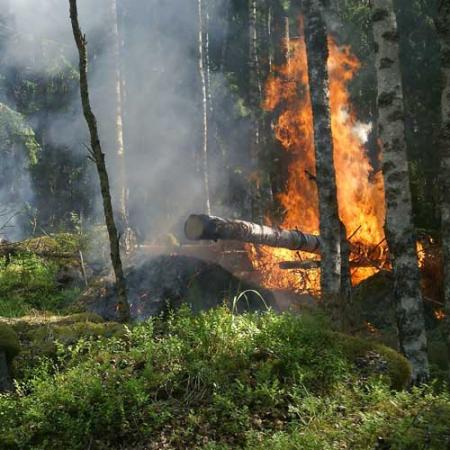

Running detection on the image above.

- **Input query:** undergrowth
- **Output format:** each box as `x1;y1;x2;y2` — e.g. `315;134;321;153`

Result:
1;307;449;450
0;233;82;316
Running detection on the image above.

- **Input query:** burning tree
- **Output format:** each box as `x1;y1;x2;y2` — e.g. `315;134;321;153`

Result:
303;0;342;299
247;20;386;295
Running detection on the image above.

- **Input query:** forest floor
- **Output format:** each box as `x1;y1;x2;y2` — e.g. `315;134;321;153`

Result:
0;233;449;449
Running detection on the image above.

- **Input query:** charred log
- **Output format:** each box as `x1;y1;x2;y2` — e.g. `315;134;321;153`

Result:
185;214;321;254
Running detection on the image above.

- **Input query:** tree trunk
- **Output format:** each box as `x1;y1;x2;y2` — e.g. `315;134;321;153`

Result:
284;16;292;76
185;214;321;253
434;0;450;380
69;0;130;323
110;0;127;222
248;0;264;223
303;0;342;299
110;0;135;254
198;0;211;215
0;350;12;392
371;0;429;382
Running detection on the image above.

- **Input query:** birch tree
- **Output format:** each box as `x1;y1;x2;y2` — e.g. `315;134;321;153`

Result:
434;0;450;376
69;0;130;323
249;0;275;223
198;0;211;215
371;0;429;382
110;0;127;222
110;0;135;253
303;0;342;299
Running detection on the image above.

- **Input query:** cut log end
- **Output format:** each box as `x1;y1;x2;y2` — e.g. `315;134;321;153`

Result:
185;215;207;240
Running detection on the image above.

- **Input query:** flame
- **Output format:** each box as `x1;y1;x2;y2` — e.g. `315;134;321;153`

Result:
434;309;446;321
416;241;426;268
248;25;387;293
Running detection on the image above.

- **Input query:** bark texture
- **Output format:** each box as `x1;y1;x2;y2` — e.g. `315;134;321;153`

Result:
111;0;135;254
111;0;127;222
304;0;342;298
185;214;321;253
435;0;450;377
69;0;130;323
372;0;429;382
248;0;265;223
198;0;211;215
0;350;12;392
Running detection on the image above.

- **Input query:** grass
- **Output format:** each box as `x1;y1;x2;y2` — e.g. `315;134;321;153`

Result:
0;243;81;317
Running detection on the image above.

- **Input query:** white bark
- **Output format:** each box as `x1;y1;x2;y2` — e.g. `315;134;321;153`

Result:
372;0;429;382
284;16;291;76
198;0;211;215
111;0;127;222
185;214;321;253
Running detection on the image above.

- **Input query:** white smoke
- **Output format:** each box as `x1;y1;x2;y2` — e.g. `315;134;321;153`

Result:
0;0;231;240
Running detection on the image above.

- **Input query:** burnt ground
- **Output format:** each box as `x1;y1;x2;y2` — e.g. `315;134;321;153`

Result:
77;254;279;321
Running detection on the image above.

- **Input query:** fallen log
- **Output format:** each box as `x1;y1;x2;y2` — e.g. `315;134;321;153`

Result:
279;260;321;270
184;214;321;254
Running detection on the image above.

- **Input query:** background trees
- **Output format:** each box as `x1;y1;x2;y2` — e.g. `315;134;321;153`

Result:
0;0;442;238
0;0;446;375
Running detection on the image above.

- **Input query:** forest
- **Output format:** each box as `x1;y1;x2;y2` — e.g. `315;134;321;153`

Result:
0;0;450;448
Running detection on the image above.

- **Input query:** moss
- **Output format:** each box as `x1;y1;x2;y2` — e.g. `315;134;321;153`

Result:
30;321;127;355
335;332;412;390
56;312;104;325
20;233;82;254
0;323;21;361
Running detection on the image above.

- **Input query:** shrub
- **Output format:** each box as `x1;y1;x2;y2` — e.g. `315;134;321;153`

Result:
0;307;448;450
0;244;81;317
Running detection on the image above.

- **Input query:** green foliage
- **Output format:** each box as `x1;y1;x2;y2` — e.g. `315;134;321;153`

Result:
0;103;40;165
0;238;82;317
29;321;127;356
0;307;447;450
335;332;412;390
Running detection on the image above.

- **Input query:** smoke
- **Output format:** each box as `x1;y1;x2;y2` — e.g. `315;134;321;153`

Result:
0;0;232;241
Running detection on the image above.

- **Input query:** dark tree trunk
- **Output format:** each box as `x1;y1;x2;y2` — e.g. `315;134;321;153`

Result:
371;0;429;382
248;0;264;223
0;350;12;392
185;214;321;253
303;0;342;299
69;0;130;323
434;0;450;380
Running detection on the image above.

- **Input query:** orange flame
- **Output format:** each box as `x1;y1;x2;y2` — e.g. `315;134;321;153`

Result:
434;309;446;321
248;27;387;293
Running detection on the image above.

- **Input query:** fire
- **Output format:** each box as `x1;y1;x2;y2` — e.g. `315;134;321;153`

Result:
248;24;387;293
416;241;426;268
434;309;446;321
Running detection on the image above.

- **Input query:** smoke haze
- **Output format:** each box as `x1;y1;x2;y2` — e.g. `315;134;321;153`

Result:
0;0;233;240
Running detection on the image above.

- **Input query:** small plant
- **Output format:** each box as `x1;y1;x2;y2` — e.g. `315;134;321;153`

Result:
231;289;269;314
